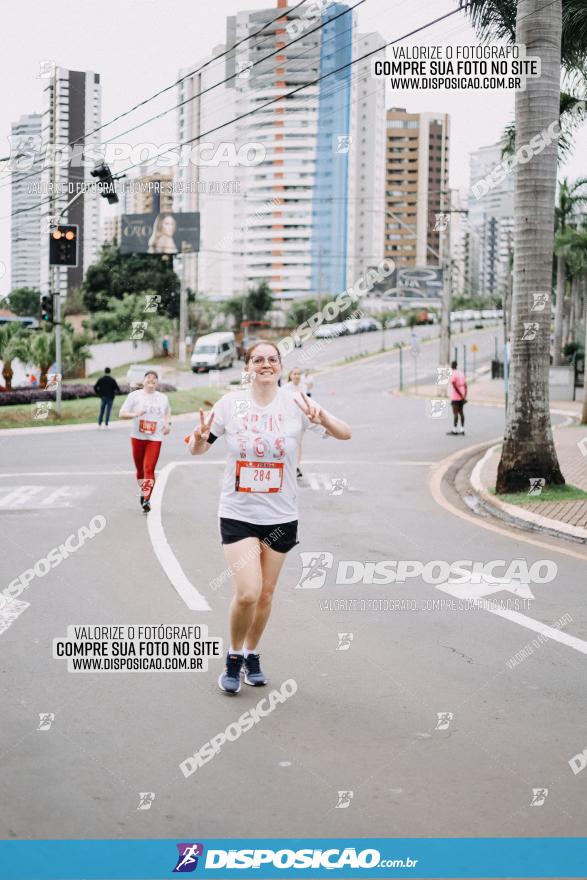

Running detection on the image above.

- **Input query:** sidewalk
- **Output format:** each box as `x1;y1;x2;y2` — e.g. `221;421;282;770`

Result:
409;370;584;418
408;372;587;539
474;426;587;537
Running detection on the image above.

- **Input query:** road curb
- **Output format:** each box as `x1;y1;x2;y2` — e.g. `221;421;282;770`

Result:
469;442;587;542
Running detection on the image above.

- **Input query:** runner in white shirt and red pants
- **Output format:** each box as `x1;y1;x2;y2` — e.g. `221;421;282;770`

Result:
188;341;351;693
119;371;171;513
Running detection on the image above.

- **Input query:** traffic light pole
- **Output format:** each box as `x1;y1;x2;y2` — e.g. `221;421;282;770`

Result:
51;264;62;415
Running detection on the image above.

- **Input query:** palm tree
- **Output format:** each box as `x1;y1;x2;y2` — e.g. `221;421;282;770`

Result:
464;0;566;492
9;328;72;389
0;322;24;390
553;178;587;364
554;226;587;421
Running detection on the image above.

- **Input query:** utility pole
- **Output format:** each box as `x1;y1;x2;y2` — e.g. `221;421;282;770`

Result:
317;243;324;313
178;247;188;364
439;190;452;367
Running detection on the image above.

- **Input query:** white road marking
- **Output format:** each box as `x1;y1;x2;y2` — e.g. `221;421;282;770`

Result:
0;597;31;636
147;461;211;612
437;577;535;602
0;460;435;479
429;443;587;657
0;485;91;509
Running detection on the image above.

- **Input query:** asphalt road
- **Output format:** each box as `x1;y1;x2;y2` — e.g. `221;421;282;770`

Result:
171;320;503;389
1;326;586;843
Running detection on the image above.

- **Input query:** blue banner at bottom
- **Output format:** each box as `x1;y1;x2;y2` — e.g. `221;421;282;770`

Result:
0;838;586;879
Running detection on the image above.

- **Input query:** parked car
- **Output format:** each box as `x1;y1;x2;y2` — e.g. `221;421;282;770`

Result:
126;364;162;388
191;332;236;372
343;318;362;334
315;324;340;339
357;317;381;332
385;316;407;329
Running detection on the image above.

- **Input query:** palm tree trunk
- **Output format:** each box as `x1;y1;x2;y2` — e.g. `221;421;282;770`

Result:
496;0;565;493
2;361;13;391
570;276;581;345
582;279;587;424
553;254;566;364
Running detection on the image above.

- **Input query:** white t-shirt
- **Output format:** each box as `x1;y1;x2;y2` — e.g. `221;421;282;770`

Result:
119;389;170;441
284;379;308;396
211;387;323;524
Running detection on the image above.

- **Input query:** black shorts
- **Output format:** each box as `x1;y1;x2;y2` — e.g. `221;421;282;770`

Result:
219;518;299;553
451;400;465;412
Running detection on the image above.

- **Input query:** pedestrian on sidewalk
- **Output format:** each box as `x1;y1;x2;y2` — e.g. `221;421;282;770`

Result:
448;360;468;435
94;367;121;428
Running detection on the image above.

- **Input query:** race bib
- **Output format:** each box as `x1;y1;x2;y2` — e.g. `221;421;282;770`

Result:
139;419;157;435
235;460;284;493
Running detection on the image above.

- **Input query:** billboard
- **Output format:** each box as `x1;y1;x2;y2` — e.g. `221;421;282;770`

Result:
371;265;444;301
120;213;200;255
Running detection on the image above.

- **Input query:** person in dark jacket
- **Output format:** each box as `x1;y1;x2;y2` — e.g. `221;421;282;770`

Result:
94;367;121;428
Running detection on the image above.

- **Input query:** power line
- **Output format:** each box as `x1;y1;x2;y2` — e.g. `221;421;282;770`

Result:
6;3;464;221
0;0;359;195
101;1;367;149
117;5;464;180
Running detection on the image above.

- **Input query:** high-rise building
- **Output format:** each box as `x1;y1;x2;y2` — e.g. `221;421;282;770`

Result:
467;142;514;299
40;67;101;298
225;0;357;303
99;215;120;248
10;113;42;292
175;46;238;298
449;187;469;300
124;168;174;215
384;108;450;269
346;31;386;286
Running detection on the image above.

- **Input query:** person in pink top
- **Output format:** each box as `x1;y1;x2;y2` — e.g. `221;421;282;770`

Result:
448;360;468;435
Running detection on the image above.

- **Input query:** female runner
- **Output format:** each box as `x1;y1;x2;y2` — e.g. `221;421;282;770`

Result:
119;370;171;513
188;341;351;693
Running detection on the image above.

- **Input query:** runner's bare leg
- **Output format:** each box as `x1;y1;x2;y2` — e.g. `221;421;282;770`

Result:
223;538;263;650
243;543;287;650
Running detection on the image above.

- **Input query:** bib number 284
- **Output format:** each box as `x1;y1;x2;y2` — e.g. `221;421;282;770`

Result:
235;460;284;493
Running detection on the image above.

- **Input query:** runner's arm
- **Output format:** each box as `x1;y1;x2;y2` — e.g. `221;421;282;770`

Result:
318;409;351;440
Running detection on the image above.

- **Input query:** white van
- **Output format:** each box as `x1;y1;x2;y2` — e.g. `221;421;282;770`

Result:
191;332;236;372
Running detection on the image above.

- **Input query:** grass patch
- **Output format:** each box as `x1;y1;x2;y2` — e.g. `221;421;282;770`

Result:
86;356;177;381
0;388;222;429
491;484;587;504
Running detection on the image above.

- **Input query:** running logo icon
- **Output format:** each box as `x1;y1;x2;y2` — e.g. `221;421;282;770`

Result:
295;551;333;589
173;843;204;872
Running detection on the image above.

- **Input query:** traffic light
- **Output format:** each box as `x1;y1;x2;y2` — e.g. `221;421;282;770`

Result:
40;294;53;324
49;225;78;267
90;163;119;204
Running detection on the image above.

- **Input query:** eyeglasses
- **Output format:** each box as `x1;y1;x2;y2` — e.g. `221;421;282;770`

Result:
251;356;280;366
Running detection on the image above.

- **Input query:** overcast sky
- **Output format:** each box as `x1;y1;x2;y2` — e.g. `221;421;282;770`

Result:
1;0;586;297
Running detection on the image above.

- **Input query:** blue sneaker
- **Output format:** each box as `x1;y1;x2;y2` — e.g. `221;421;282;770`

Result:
243;653;267;687
218;653;244;694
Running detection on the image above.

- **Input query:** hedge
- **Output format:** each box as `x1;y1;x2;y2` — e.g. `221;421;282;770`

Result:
0;382;177;407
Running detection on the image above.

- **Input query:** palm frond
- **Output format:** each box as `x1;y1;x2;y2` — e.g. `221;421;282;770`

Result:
458;0;517;43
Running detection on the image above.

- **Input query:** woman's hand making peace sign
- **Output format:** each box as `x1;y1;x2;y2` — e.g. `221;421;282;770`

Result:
191;409;215;445
294;392;323;425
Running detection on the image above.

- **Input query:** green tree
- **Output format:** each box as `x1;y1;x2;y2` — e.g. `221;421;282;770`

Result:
221;297;244;329
81;243;180;316
553;178;587;363
89;294;175;343
287;299;319;327
8;327;73;389
0;322;25;390
554;226;587;422
245;281;273;321
3;287;40;317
